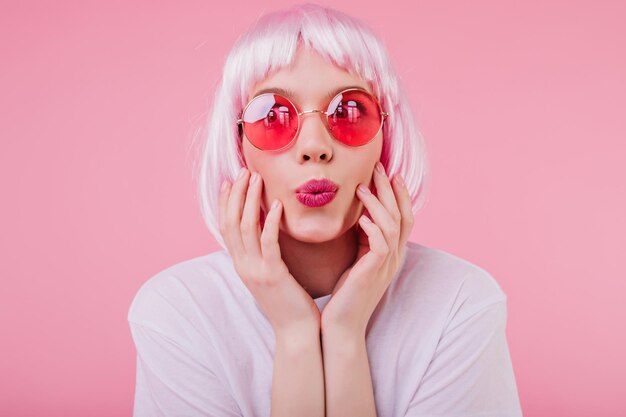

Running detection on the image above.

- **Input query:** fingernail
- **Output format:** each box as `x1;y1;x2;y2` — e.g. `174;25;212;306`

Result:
250;172;258;184
237;167;247;180
358;184;370;194
220;180;229;192
375;161;385;175
272;199;280;209
394;175;405;188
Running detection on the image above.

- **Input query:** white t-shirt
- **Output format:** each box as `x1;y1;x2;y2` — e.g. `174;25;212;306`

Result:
128;241;523;417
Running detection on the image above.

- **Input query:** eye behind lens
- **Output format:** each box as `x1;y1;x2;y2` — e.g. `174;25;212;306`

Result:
243;94;298;151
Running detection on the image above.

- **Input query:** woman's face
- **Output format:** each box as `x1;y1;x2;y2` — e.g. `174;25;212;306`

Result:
242;46;383;243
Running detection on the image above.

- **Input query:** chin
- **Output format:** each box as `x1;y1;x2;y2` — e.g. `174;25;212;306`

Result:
283;215;347;243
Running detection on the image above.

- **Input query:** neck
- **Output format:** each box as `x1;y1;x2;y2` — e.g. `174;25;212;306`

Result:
278;226;359;299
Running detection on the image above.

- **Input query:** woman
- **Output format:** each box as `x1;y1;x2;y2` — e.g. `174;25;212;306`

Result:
128;3;522;417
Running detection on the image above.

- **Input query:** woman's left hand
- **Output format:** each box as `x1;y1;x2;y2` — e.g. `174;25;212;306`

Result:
321;162;414;339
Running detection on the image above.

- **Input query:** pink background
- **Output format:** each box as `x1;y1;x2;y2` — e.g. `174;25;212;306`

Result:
1;1;624;415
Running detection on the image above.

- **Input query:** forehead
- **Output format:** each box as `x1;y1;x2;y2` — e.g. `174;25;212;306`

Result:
251;85;370;103
247;46;372;104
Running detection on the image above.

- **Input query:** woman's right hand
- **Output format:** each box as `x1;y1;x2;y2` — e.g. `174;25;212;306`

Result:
219;167;321;337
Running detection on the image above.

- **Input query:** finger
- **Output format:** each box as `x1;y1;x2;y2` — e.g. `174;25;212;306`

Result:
356;182;398;249
372;162;401;224
356;215;389;269
260;199;283;264
392;174;415;247
225;167;249;255
218;179;232;247
240;171;262;258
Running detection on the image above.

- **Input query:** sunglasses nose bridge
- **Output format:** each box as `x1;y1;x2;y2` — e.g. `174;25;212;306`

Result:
298;109;327;118
296;108;331;133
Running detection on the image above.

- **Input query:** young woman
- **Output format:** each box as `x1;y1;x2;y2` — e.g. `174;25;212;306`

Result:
128;4;522;417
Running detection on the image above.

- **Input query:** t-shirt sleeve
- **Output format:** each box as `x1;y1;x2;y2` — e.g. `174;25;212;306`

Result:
404;296;522;417
128;276;243;417
130;324;242;417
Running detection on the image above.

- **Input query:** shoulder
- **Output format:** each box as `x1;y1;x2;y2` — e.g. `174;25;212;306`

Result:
393;241;508;323
127;250;244;334
399;244;521;415
401;241;506;296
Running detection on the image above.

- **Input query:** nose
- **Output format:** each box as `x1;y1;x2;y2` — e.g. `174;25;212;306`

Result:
295;111;333;163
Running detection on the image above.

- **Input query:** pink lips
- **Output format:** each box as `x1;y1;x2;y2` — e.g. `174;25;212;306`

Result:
296;179;339;208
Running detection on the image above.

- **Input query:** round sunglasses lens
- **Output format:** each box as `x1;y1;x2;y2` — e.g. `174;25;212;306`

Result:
242;94;297;151
327;90;382;146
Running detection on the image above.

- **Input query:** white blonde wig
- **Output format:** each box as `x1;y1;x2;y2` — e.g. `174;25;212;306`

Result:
197;2;430;251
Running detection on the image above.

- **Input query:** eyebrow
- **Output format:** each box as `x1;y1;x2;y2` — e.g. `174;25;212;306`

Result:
251;85;368;101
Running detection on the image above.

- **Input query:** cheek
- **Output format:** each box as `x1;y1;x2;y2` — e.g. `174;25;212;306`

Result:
244;156;285;205
350;158;376;184
351;136;382;179
242;144;271;180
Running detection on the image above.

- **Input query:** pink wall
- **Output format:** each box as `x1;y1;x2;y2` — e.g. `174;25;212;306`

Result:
1;1;624;415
